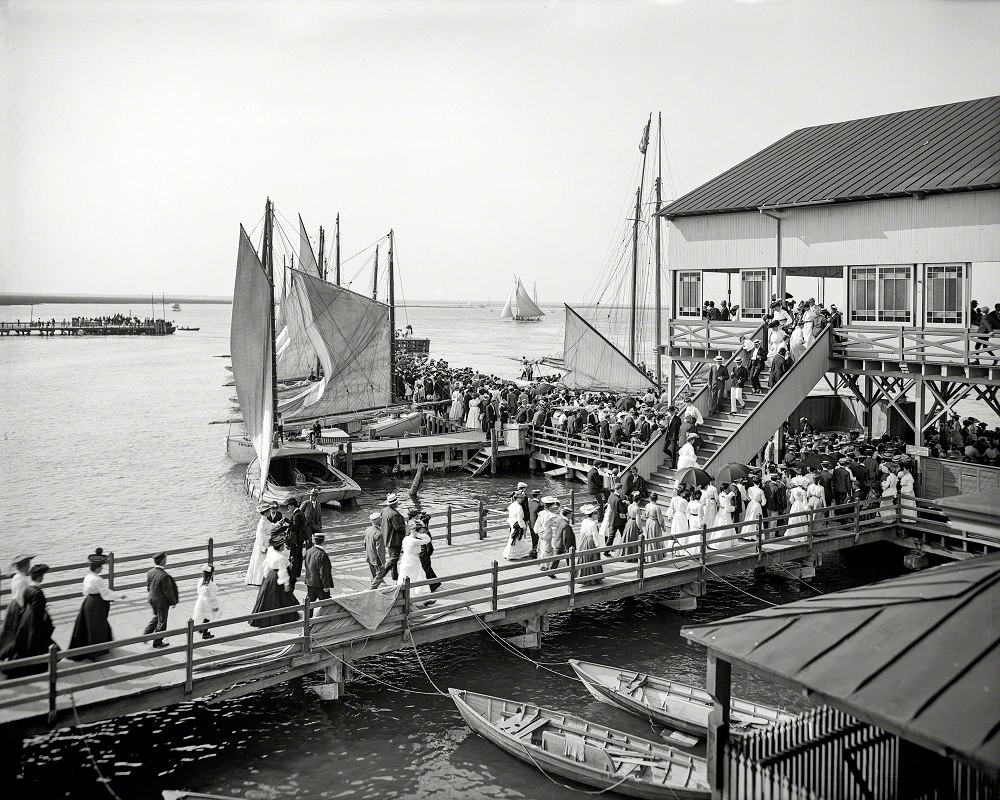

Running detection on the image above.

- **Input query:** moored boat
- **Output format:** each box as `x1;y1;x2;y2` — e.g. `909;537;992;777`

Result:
367;410;423;439
569;659;793;737
449;688;709;799
245;447;361;506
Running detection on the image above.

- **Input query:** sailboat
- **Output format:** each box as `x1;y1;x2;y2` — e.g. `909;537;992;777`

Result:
171;302;181;311
230;199;362;507
498;276;544;322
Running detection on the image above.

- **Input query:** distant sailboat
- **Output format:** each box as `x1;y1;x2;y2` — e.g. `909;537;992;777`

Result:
499;276;544;322
171;303;181;311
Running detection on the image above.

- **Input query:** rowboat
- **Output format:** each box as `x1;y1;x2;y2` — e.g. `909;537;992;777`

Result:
367;410;423;438
569;660;794;737
245;448;361;506
449;688;709;799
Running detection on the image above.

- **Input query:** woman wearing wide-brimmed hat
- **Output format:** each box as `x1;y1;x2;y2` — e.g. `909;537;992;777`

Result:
249;531;299;629
246;501;283;587
0;554;34;659
69;548;126;660
576;504;603;584
1;563;56;677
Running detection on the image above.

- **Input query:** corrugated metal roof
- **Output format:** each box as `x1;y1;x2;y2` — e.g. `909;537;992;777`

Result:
682;554;1000;774
663;96;1000;218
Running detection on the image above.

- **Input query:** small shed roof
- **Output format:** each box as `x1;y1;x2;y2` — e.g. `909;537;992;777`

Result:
682;554;1000;775
662;95;1000;219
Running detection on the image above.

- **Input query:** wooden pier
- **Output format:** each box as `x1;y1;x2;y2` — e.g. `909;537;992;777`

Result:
0;493;990;741
0;320;175;336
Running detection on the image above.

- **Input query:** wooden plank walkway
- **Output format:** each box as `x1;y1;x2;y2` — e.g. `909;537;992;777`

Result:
0;497;967;738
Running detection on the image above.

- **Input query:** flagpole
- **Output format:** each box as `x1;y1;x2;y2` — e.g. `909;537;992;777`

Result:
630;113;651;364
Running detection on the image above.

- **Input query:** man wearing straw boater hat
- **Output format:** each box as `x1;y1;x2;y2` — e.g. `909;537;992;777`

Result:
303;530;333;604
370;493;407;589
363;511;386;579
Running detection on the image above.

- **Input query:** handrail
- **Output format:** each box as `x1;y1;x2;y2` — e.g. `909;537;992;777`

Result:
0;496;921;705
832;325;1000;367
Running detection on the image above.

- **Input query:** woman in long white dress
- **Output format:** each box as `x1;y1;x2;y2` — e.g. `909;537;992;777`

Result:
785;485;810;540
465;397;482;430
701;480;719;530
767;322;786;358
789;323;806;361
667;490;690;556
643;493;666;563
449;389;465;422
898;464;917;521
676;434;699;470
806;474;827;531
245;504;281;586
708;485;735;549
397;525;434;604
502;492;532;560
534;497;558;566
879;466;899;521
743;478;765;537
686;490;704;554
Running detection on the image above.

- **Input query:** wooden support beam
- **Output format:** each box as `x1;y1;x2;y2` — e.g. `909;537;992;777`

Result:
706;653;731;800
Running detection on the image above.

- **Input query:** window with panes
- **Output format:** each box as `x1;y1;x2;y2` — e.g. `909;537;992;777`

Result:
849;265;913;324
740;269;767;318
676;271;702;318
925;264;965;326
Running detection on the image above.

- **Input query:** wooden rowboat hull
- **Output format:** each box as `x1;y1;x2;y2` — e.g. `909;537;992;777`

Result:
570;659;793;737
450;688;709;800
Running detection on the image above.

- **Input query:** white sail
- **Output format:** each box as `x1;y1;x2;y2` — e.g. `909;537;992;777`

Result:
277;269;392;420
498;293;514;320
298;214;322;279
230;226;274;491
514;278;544;318
274;269;317;380
562;304;655;392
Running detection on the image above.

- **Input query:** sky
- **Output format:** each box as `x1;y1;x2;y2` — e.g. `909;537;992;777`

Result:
2;0;999;302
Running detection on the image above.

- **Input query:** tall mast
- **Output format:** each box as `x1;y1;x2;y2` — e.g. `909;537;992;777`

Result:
630;114;651;364
388;229;396;401
654;112;663;389
334;213;341;285
372;244;379;300
263;198;279;440
317;226;326;281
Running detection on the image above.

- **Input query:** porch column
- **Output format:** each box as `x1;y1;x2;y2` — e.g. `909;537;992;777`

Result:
706;652;732;800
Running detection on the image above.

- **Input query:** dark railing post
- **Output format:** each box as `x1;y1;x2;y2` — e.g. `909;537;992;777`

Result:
638;535;645;586
107;551;115;590
490;427;499;476
47;643;58;723
756;519;764;564
853;500;861;543
478;499;486;539
568;547;576;607
446;504;453;545
207;537;214;565
570;488;576;522
403;577;411;618
302;597;312;653
184;619;195;694
491;561;499;611
700;524;708;580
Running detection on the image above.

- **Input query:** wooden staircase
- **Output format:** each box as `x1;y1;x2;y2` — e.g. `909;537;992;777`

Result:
462;448;492;476
647;369;771;499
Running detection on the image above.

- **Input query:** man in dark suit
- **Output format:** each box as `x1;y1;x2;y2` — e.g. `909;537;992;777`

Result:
606;484;627;544
831;458;854;515
709;355;729;413
748;339;765;393
662;405;681;468
145;552;179;648
622;465;647;502
284;497;309;580
371;493;408;589
769;347;790;386
587;462;607;522
527;488;543;556
761;473;781;534
300;487;323;534
303;532;333;603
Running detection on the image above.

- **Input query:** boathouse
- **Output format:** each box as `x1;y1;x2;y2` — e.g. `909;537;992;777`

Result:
639;95;1000;507
682;552;1000;799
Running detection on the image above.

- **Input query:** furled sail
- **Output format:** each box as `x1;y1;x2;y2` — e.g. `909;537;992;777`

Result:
230;226;274;491
514;278;544;318
277;269;392;420
561;304;655;392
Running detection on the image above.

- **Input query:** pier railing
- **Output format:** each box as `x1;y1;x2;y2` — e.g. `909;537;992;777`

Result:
530;425;646;468
0;496;960;722
667;320;765;357
831;325;1000;366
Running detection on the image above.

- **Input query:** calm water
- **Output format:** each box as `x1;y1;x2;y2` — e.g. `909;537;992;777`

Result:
0;303;905;799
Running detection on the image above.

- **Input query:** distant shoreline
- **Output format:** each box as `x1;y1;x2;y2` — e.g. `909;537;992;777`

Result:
0;293;232;306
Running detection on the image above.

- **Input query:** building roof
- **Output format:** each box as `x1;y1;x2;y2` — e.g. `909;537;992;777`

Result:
662;96;1000;219
682;554;1000;775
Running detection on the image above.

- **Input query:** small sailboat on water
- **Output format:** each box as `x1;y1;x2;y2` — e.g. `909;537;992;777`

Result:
499;276;544;322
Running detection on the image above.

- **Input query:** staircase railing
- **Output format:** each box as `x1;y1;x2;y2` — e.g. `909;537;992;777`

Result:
704;326;833;473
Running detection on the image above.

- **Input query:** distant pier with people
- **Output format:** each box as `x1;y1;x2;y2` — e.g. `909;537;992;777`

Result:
0;315;176;336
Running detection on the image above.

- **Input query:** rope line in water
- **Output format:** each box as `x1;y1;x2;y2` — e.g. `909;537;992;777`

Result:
70;692;126;800
316;643;443;697
464;606;582;681
406;627;450;697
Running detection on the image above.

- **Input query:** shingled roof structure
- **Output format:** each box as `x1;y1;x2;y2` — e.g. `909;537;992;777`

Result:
662;95;1000;219
682;554;1000;775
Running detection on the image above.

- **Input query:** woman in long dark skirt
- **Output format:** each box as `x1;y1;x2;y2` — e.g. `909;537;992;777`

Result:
1;564;57;678
619;492;643;562
0;554;34;660
69;548;126;660
575;504;604;584
249;535;300;629
417;512;441;593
